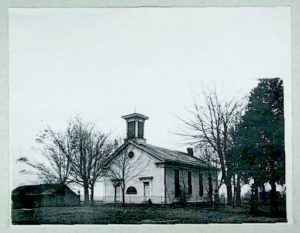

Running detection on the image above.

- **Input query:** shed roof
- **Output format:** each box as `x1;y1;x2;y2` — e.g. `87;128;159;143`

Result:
12;184;75;196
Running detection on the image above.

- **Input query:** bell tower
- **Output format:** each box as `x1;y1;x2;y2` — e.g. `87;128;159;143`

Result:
122;113;149;144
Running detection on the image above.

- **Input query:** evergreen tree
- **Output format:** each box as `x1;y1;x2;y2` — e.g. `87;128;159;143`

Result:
237;78;285;214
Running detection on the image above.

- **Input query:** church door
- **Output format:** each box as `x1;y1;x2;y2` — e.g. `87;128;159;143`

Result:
143;182;150;202
116;186;121;202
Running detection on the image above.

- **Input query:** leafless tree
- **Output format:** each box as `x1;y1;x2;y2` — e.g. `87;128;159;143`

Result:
17;127;73;185
64;118;114;206
179;88;242;205
195;145;220;204
105;145;150;206
87;135;115;205
18;117;113;206
196;145;219;168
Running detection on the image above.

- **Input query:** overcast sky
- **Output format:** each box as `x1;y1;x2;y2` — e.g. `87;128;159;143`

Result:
9;8;291;189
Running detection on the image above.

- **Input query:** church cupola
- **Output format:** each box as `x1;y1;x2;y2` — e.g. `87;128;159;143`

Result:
122;113;149;144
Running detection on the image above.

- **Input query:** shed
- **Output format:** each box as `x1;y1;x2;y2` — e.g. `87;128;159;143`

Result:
12;184;80;209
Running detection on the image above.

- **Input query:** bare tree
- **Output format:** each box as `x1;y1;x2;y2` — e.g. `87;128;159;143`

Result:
87;134;115;205
105;145;150;206
17;127;73;185
64;118;113;206
18;117;113;206
179;88;242;205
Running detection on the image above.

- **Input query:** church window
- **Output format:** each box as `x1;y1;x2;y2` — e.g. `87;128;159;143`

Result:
199;173;203;196
174;169;180;197
128;151;134;159
208;174;213;197
126;186;137;194
188;171;192;195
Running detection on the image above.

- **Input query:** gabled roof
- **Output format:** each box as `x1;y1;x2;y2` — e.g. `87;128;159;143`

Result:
137;143;214;169
106;140;216;170
12;184;76;196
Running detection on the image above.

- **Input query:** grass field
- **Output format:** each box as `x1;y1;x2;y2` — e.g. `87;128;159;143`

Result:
12;204;287;225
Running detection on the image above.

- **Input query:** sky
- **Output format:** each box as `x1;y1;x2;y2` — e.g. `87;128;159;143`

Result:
9;8;291;191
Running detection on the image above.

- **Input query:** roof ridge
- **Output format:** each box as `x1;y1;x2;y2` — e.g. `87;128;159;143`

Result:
146;144;207;161
19;183;63;187
146;144;187;155
13;183;65;190
144;144;215;168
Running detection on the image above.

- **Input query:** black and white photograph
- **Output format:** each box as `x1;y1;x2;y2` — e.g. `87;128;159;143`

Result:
9;7;290;225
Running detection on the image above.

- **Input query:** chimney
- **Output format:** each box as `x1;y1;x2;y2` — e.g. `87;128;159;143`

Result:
187;147;193;156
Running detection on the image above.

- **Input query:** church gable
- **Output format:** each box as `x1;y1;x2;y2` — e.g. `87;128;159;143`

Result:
106;141;162;168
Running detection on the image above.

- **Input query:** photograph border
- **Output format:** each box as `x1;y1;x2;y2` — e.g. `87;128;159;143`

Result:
0;0;299;233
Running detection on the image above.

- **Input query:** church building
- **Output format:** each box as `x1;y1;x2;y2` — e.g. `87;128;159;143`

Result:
102;113;218;204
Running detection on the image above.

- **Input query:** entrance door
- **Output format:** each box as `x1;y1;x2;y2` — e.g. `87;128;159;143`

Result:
116;186;121;202
143;182;150;202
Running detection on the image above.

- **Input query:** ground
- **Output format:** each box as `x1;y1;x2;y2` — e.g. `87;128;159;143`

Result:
12;204;287;224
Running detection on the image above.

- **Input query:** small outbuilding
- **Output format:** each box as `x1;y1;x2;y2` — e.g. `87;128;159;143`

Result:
12;183;80;209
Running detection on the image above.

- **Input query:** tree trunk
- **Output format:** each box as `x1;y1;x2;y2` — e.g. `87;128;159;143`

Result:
114;186;117;203
269;156;278;215
90;185;94;206
213;188;220;210
270;179;278;215
225;176;232;206
84;182;89;206
208;174;213;205
122;187;125;207
236;175;241;207
250;181;259;215
232;175;236;208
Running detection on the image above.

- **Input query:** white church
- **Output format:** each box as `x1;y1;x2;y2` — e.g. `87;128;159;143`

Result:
101;113;218;204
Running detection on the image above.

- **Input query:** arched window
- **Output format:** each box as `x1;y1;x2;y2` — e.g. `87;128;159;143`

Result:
128;151;134;159
126;186;137;194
